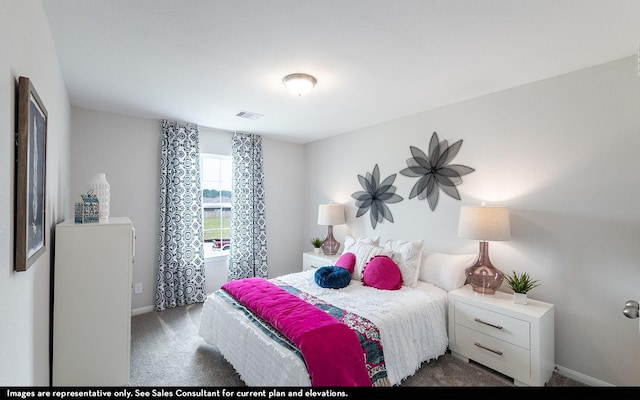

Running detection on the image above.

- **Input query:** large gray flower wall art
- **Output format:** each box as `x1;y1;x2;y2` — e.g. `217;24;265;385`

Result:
400;132;475;211
352;164;403;229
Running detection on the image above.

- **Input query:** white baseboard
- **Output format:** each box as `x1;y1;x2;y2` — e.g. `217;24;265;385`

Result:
131;305;155;316
555;364;614;386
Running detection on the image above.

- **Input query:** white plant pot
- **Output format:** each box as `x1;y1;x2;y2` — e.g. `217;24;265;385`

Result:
313;248;321;254
514;292;528;305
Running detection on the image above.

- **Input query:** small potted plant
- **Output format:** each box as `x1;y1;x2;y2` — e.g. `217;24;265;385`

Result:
310;237;323;254
504;270;540;305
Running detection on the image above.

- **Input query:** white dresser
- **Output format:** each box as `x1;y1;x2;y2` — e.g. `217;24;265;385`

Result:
302;252;339;271
448;284;554;386
53;217;135;386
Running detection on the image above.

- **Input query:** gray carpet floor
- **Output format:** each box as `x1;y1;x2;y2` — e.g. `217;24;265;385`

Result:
130;302;585;387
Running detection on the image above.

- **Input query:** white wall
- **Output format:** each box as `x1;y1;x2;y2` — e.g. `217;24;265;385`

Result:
70;109;160;311
0;0;71;385
303;56;640;386
263;138;306;278
70;108;306;312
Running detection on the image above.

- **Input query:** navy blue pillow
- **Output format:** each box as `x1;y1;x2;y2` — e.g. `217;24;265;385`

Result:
314;266;351;289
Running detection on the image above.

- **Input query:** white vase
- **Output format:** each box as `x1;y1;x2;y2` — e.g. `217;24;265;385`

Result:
89;173;110;221
514;292;528;305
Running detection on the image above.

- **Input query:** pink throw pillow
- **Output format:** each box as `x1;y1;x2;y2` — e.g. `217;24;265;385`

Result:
335;252;356;274
361;255;403;290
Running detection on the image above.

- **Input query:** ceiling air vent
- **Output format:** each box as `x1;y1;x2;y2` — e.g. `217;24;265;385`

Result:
235;110;263;120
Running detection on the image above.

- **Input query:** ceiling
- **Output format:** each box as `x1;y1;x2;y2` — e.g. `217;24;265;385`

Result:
42;0;640;144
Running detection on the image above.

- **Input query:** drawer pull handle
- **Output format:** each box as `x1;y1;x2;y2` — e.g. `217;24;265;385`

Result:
474;342;503;356
474;318;503;330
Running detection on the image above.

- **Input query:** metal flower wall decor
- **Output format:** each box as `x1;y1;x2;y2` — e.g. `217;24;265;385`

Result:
352;164;403;229
400;132;475;211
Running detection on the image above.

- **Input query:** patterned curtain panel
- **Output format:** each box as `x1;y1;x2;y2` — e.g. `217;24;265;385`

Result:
229;132;268;279
156;120;206;311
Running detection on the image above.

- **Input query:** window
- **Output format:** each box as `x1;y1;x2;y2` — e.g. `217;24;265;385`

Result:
201;153;232;259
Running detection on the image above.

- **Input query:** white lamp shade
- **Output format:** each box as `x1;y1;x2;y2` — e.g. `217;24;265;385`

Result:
283;73;316;96
458;205;511;241
318;204;345;226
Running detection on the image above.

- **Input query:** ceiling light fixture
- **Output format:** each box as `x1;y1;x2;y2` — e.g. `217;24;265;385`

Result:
282;73;317;96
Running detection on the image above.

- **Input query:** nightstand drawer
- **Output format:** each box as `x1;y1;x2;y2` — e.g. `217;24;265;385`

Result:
448;285;554;386
455;324;530;379
302;252;338;271
454;301;530;349
302;258;320;271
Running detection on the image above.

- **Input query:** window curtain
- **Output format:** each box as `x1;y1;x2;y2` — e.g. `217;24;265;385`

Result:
156;120;206;311
229;132;268;280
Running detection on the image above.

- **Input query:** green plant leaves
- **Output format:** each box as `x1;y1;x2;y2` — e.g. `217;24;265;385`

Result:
505;270;540;294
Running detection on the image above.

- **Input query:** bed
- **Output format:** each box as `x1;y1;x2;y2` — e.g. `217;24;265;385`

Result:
198;236;477;386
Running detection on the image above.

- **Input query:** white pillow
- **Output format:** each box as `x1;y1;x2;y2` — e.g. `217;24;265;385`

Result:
343;235;379;251
343;236;390;280
383;239;424;288
419;251;477;292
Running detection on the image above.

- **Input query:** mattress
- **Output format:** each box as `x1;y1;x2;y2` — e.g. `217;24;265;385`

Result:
199;269;449;386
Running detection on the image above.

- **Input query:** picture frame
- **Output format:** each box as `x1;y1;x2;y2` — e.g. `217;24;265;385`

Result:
15;76;48;272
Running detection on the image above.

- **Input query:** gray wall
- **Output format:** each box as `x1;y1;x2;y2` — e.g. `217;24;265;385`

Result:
303;56;640;386
70;108;305;311
0;0;71;385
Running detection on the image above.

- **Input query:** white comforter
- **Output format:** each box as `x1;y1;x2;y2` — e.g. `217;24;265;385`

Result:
199;270;449;386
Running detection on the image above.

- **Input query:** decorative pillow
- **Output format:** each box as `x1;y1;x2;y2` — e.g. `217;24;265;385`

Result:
342;235;379;252
383;239;424;288
314;266;352;289
342;235;390;280
335;252;356;274
354;245;392;280
419;251;477;292
361;255;403;290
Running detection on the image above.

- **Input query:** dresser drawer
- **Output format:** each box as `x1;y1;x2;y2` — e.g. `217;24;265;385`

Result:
454;301;530;349
455;324;531;379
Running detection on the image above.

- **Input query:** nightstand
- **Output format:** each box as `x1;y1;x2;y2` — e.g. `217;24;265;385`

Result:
302;252;340;271
448;284;554;386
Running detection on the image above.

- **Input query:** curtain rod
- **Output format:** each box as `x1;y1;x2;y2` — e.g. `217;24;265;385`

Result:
162;119;198;129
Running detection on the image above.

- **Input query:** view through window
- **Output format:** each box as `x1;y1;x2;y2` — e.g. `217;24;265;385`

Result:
201;153;232;258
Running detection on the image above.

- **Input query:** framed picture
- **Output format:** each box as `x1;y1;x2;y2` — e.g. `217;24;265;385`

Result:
15;76;48;272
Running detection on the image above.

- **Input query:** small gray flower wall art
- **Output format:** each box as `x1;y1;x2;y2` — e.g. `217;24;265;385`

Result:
400;132;475;211
352;164;403;229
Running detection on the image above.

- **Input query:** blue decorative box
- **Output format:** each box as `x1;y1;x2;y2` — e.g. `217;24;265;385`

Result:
74;192;100;223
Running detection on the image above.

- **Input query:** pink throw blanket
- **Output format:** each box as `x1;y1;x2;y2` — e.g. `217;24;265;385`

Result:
221;277;371;386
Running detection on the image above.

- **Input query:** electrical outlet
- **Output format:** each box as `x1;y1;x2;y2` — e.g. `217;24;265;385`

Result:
134;282;143;294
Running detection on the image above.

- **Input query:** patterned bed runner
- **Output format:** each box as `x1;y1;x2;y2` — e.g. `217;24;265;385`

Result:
272;279;390;386
216;279;390;386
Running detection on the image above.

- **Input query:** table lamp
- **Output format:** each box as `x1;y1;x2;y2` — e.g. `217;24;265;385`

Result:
317;203;345;255
458;204;511;294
